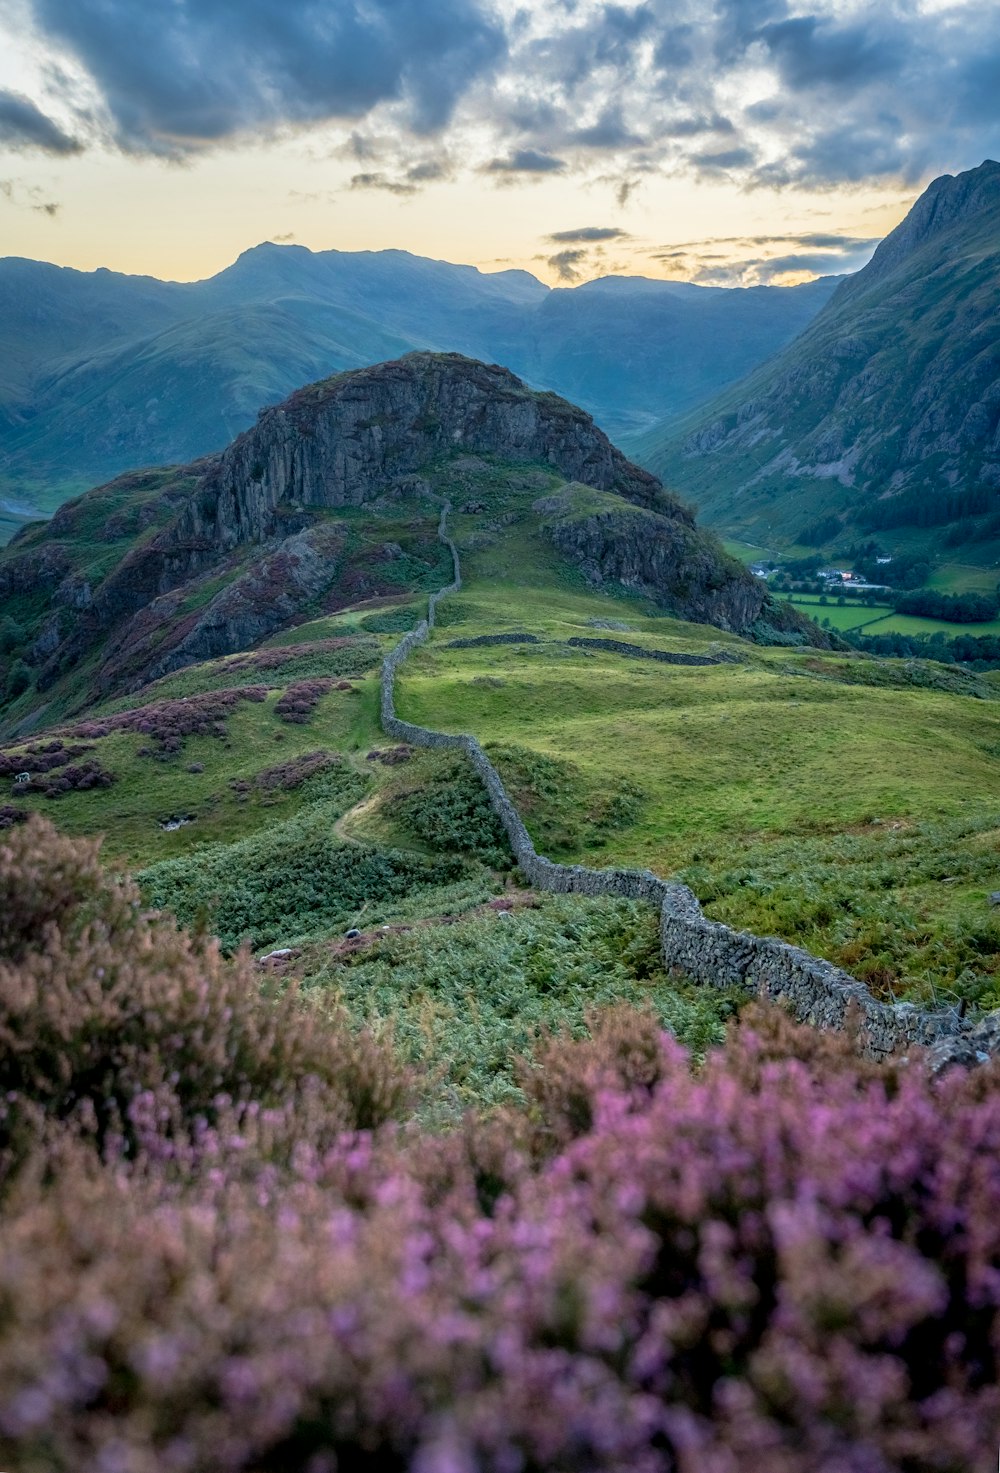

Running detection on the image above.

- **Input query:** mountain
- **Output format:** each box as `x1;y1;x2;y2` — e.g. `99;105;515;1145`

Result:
629;160;1000;558
0;353;812;726
0;245;836;540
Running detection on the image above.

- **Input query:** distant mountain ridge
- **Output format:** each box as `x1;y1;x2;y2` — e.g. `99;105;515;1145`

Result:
631;160;1000;557
0;244;836;539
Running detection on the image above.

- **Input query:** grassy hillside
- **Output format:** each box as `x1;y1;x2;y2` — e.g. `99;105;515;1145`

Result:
2;455;998;1023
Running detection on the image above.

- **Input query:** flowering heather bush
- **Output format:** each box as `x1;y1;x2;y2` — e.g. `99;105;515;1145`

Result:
70;685;269;754
21;758;116;797
0;817;410;1162
274;678;339;723
0;740;94;778
0;803;27;828
253;749;338;791
0;824;998;1471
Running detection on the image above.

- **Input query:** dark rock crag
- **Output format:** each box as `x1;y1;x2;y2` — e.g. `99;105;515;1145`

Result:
1;353;808;702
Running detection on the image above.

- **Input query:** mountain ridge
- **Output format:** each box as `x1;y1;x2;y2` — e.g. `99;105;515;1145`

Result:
0;245;838;540
0;353;812;724
630;159;1000;557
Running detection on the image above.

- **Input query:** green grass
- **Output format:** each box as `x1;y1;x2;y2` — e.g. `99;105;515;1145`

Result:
1;682;386;869
296;894;742;1120
861;611;1000;638
928;563;1000;596
781;595;891;631
5;455;1000;1015
780;592;1000;639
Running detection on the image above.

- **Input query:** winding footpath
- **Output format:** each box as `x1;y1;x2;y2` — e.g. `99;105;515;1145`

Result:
380;503;999;1070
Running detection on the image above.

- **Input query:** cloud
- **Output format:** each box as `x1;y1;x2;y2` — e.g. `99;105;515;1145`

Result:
0;89;82;154
350;171;417;196
546;226;630;244
483;148;566;176
23;0;506;154
11;0;1000;200
547;247;587;281
690;145;756;176
31;199;59;216
271;231;296;243
648;227;881;285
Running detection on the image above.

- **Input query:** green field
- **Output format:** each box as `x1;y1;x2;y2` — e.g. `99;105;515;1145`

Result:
863;611;1000;637
780;592;1000;639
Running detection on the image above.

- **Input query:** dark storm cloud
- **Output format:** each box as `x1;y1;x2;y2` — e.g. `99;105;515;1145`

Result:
24;0;506;154
0;89;82;154
12;0;1000;197
546;227;630;244
755;15;906;93
483;149;567;176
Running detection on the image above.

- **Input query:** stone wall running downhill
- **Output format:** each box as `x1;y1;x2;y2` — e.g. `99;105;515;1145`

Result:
379;503;1000;1069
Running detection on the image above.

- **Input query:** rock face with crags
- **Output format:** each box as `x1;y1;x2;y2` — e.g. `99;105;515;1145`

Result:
0;353;818;715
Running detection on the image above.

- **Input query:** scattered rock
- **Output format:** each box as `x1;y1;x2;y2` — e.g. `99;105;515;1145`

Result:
989;891;1000;907
159;815;194;831
345;927;362;939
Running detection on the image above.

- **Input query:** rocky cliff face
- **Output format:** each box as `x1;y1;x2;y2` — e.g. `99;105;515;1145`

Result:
0;353;804;706
535;485;801;634
181;352;669;549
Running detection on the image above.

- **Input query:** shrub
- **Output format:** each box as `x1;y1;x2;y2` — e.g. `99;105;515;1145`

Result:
0;986;997;1470
71;686;269;755
5;658;31;698
393;753;512;867
0;817;409;1160
274;678;336;723
138;797;464;950
359;607;420;633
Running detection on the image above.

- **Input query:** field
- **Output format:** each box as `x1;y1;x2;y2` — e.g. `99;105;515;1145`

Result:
780;591;1000;638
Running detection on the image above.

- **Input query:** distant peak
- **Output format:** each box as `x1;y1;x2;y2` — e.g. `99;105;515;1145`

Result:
851;158;1000;289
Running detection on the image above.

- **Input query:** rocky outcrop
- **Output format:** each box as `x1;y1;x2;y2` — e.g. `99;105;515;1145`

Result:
178;353;670;552
535;485;814;637
97;524;349;693
2;353;812;705
542;500;766;631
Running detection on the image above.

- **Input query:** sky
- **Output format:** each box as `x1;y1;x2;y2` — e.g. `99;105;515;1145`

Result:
0;0;998;289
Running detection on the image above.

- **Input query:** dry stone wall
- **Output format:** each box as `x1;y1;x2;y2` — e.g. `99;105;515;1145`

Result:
379;503;999;1069
566;636;722;667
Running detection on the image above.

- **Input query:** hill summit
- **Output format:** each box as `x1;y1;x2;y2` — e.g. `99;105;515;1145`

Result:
0;353;809;722
632;159;1000;555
